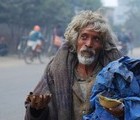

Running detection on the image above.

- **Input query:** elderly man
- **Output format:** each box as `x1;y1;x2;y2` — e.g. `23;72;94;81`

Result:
24;10;122;120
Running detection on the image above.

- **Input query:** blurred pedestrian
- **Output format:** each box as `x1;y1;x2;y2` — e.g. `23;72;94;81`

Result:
0;36;8;56
52;24;64;51
127;31;134;55
27;25;45;52
117;29;130;55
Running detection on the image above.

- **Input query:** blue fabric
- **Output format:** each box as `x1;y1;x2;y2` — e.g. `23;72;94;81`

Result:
83;56;140;120
29;31;44;41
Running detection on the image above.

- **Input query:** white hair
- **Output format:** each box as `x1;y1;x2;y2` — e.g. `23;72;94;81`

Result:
64;10;117;51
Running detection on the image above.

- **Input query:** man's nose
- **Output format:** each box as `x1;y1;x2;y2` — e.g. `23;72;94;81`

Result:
85;39;93;47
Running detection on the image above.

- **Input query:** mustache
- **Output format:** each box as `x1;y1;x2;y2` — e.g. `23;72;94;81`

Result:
80;47;95;54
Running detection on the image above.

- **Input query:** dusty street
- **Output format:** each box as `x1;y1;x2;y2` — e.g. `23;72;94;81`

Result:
0;55;51;120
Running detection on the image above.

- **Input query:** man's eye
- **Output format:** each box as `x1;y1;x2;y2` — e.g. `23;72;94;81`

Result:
81;35;87;40
93;37;100;42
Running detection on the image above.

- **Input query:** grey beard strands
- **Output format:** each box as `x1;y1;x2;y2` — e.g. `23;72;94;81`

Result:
77;53;95;65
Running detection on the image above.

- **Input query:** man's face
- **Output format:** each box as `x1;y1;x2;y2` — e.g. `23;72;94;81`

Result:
76;26;103;65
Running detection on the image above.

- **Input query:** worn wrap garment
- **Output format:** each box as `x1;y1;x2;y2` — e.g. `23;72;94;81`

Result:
25;41;122;120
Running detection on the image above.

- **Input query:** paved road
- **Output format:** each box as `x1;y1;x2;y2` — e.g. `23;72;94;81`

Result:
0;47;140;120
0;55;51;120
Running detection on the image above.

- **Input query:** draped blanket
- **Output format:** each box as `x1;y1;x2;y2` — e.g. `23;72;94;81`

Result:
49;42;77;120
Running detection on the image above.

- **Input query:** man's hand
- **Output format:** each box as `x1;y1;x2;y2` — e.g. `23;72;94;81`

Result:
25;92;52;110
105;103;124;117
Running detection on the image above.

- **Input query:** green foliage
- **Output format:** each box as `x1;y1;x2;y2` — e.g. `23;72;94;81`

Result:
0;0;44;27
127;0;140;22
0;0;102;28
41;0;74;30
78;0;102;11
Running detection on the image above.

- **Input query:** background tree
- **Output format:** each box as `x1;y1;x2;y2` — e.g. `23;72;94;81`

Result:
0;0;102;53
78;0;102;10
124;0;140;46
0;0;46;52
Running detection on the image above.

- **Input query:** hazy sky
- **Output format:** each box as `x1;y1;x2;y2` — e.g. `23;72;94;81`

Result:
102;0;118;7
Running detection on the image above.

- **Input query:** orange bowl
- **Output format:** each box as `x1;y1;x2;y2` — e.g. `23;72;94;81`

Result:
99;95;122;108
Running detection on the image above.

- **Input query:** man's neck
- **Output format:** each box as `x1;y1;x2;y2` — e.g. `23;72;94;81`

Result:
76;62;96;79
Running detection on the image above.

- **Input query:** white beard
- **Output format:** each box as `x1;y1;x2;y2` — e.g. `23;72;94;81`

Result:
77;53;95;65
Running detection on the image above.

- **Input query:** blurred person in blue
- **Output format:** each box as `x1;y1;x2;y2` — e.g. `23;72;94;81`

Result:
127;31;134;55
83;56;140;120
117;28;131;56
27;25;45;52
24;10;122;120
0;36;8;56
